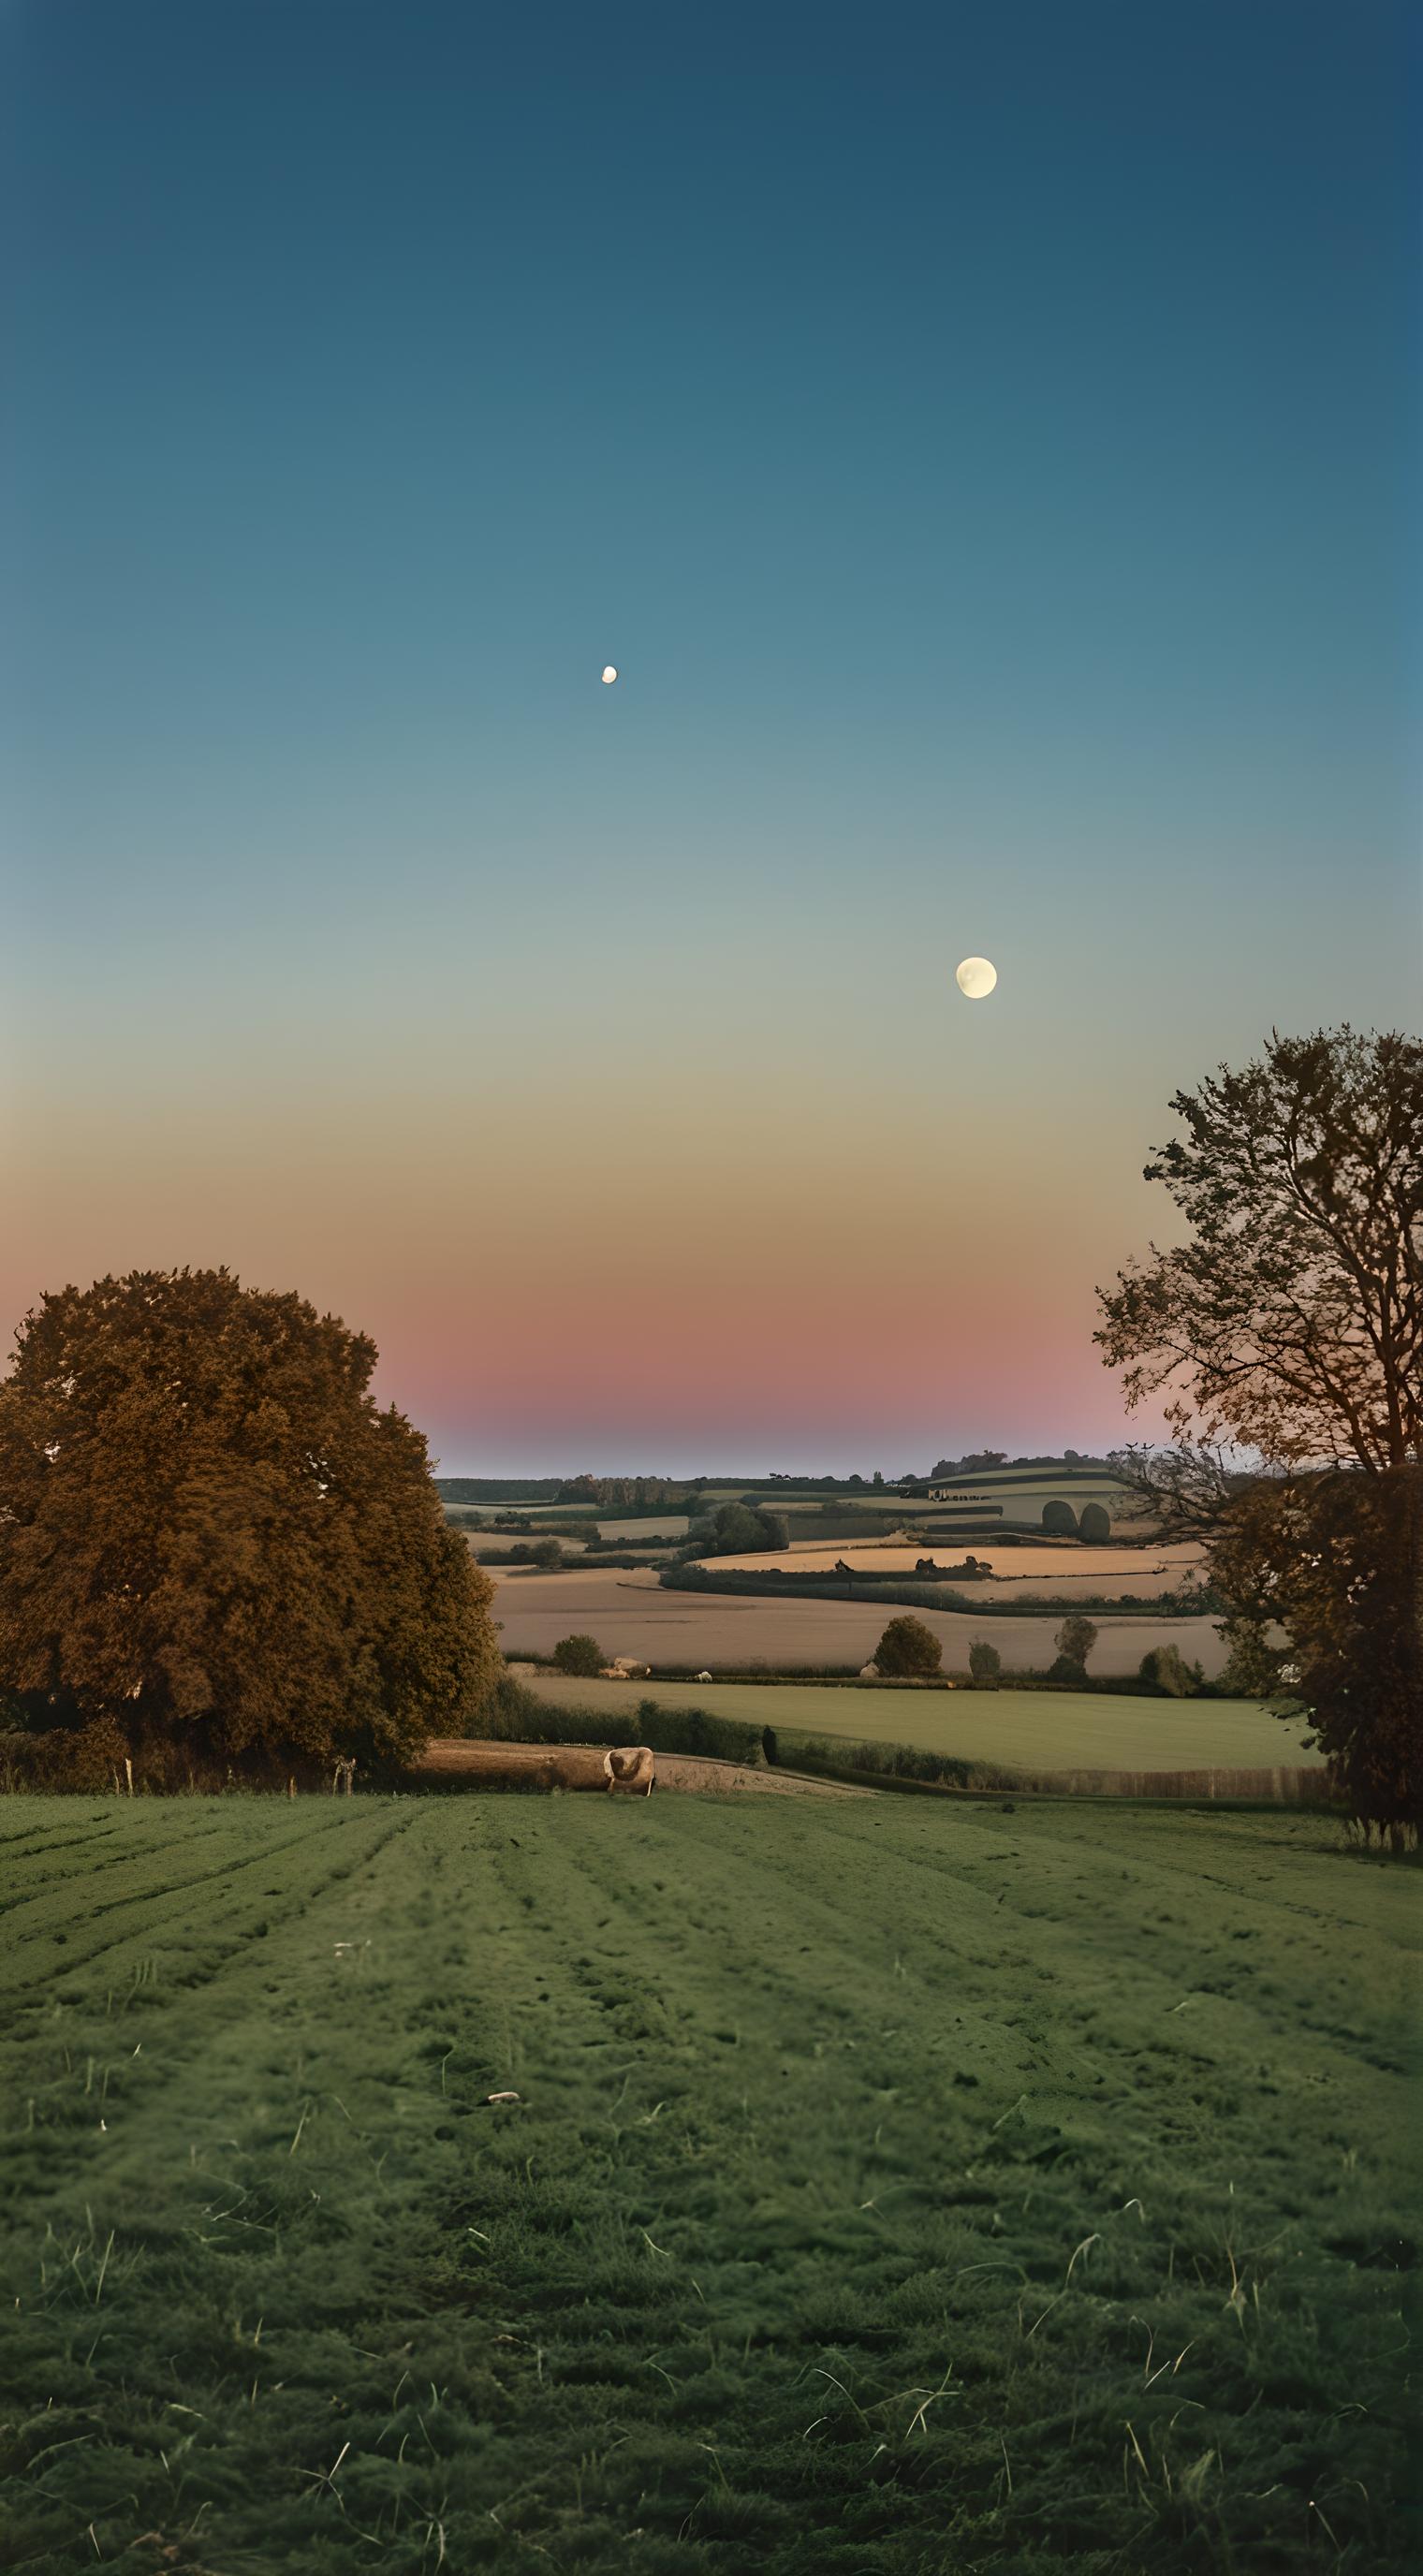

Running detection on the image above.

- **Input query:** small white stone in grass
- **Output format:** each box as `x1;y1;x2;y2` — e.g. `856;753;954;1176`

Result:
486;2090;521;2104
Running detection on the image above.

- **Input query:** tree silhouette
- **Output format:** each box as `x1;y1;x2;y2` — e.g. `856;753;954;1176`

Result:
1097;1030;1423;1834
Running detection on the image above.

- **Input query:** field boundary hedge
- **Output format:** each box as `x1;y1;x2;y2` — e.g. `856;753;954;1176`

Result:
660;1563;1221;1617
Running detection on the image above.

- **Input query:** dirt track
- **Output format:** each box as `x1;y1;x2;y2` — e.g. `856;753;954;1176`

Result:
415;1740;866;1796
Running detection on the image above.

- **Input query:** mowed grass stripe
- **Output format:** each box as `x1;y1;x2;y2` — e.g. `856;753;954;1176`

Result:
1;1798;1416;2575
0;1804;408;2000
0;1809;247;1918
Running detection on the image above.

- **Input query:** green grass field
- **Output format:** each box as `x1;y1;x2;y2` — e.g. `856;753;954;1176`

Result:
519;1672;1323;1771
2;1794;1416;2572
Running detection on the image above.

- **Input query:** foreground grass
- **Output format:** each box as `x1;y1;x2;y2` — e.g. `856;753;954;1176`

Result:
519;1671;1322;1769
0;1795;1416;2573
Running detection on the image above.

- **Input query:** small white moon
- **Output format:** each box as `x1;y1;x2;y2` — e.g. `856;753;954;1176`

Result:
601;665;618;684
955;956;998;1000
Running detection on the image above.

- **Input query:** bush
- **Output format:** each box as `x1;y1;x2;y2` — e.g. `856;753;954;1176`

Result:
529;1538;564;1569
874;1617;944;1677
551;1633;605;1676
682;1501;789;1558
1138;1645;1199;1697
1041;1499;1079;1536
968;1640;1003;1686
1078;1501;1110;1543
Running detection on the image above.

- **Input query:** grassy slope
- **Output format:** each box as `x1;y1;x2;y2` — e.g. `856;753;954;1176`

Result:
519;1672;1323;1770
3;1797;1416;2574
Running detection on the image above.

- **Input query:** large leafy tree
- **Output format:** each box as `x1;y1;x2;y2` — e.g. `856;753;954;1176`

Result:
1096;1029;1423;1835
1097;1027;1422;1472
0;1268;501;1775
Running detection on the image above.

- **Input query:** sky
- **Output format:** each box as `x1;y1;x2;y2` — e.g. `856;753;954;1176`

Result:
4;0;1418;1474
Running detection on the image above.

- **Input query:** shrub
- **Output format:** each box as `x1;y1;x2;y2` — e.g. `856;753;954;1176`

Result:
683;1500;789;1558
1041;1499;1079;1536
1138;1644;1198;1697
529;1537;563;1569
874;1616;944;1677
968;1640;1003;1686
551;1633;605;1676
1078;1501;1110;1543
471;1680;765;1767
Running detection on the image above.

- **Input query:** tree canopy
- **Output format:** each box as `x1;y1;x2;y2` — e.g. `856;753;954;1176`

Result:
1096;1027;1422;1473
1055;1616;1098;1671
0;1268;501;1775
874;1616;943;1677
685;1501;789;1558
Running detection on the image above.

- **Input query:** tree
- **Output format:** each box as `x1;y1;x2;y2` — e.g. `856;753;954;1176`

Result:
1138;1645;1198;1698
551;1633;605;1676
1210;1466;1422;1837
1055;1616;1098;1672
1097;1028;1423;1832
968;1639;1002;1686
1042;1499;1079;1536
685;1501;788;1558
529;1537;563;1568
874;1616;943;1676
1078;1501;1110;1543
1097;1028;1422;1472
0;1268;501;1775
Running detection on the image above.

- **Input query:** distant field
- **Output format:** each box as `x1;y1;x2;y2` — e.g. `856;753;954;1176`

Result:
516;1670;1321;1770
2;1797;1412;2572
462;1505;692;1538
490;1566;1229;1676
597;1513;690;1538
704;1542;1204;1600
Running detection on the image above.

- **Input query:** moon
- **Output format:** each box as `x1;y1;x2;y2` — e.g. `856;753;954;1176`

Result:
600;665;618;684
955;956;998;1000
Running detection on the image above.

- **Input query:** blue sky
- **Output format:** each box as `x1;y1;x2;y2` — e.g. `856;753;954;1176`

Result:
5;0;1418;1470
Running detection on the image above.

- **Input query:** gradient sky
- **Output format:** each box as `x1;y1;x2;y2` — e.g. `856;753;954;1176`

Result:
5;0;1419;1473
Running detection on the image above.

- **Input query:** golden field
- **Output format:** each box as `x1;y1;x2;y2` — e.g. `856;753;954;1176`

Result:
489;1564;1227;1676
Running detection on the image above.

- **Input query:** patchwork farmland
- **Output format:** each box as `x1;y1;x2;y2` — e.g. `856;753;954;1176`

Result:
489;1566;1228;1676
2;1794;1414;2574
